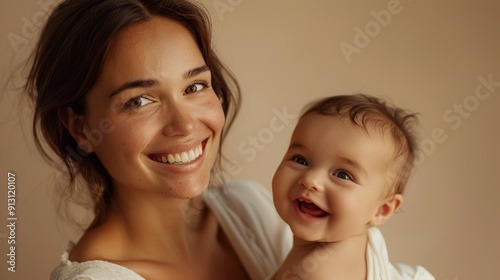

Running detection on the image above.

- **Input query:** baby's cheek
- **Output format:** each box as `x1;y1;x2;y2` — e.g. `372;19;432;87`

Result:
272;165;287;187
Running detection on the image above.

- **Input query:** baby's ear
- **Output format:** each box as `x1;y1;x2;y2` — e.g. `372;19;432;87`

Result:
369;194;403;227
59;107;94;153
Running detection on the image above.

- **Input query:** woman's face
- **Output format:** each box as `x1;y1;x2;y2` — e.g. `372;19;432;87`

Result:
79;17;224;199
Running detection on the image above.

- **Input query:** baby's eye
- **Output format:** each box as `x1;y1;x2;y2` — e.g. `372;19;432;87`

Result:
124;96;153;109
333;171;353;181
292;156;308;166
185;82;209;94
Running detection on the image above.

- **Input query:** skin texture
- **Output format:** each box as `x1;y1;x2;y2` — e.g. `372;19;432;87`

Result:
62;17;248;280
272;113;402;279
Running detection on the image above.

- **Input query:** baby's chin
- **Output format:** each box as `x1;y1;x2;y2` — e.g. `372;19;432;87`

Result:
293;228;369;244
292;229;336;244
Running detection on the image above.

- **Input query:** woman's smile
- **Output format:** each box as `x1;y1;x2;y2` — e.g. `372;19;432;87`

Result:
148;139;206;165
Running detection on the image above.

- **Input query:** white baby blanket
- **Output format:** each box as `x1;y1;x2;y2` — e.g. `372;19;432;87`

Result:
367;227;434;280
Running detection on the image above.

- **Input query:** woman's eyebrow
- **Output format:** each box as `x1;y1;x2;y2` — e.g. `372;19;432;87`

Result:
108;65;210;98
108;79;159;98
183;65;210;79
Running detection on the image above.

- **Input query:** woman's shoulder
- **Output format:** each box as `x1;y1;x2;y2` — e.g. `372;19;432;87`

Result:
53;227;148;280
67;223;121;263
51;247;145;280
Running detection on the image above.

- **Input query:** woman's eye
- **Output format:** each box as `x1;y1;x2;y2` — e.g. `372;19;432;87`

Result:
124;96;152;109
292;156;308;166
185;82;208;94
333;171;352;181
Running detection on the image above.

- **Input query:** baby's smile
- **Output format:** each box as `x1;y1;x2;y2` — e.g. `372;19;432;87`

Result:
295;198;329;218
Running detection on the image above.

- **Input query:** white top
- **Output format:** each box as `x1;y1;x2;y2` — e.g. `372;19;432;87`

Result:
265;227;434;280
51;181;293;280
366;227;434;280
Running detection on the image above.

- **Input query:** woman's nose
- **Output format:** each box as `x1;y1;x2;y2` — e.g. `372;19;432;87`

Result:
162;103;197;137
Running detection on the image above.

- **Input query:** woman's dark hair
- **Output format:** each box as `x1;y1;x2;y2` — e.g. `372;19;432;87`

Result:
25;0;241;228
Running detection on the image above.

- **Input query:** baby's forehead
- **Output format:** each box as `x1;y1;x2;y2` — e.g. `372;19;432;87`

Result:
298;112;393;133
295;113;400;153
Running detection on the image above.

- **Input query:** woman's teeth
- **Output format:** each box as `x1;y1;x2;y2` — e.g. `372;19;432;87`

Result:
153;145;203;164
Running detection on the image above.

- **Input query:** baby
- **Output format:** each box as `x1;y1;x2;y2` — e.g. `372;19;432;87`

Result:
271;94;434;279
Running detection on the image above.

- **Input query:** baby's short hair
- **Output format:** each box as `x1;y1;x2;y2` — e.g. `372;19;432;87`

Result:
301;94;419;195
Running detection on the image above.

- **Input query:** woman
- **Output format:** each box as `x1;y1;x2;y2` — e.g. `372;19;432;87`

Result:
25;0;291;279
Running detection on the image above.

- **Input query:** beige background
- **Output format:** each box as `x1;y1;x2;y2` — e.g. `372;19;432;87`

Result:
1;0;499;279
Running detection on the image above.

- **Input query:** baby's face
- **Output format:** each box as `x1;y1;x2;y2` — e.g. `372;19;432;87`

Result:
272;113;395;242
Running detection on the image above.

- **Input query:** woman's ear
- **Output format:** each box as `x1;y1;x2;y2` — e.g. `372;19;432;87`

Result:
59;107;94;153
369;194;403;227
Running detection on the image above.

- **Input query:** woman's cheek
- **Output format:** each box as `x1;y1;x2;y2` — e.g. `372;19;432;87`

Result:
202;97;226;134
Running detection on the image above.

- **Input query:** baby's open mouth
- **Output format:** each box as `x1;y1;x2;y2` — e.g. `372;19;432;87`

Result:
150;142;203;164
296;199;328;218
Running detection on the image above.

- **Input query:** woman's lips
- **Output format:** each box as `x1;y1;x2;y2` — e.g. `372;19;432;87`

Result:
148;140;207;165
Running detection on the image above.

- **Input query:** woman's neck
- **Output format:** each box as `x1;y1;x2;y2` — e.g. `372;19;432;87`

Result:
274;233;369;280
110;187;211;255
71;185;214;263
